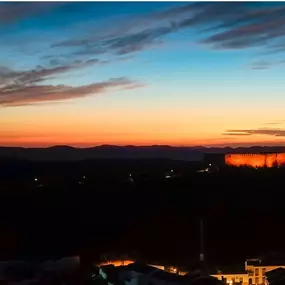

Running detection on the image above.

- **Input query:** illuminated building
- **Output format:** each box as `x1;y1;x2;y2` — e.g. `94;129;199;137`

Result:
96;258;285;285
204;151;285;168
211;271;249;285
211;259;285;285
225;153;285;168
245;259;285;285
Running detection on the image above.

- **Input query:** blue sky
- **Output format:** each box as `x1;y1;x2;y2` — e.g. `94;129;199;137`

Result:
1;2;285;147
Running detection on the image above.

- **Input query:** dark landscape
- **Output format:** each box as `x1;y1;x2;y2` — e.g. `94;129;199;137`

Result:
0;145;285;268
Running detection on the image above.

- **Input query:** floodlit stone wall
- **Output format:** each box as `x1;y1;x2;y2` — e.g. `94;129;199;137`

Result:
225;153;285;168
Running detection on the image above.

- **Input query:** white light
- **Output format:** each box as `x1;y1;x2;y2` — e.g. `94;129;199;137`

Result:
83;176;86;179
209;164;212;167
171;169;174;172
34;178;38;182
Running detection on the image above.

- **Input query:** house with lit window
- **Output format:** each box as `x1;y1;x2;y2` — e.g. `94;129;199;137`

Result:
211;269;249;285
245;259;285;285
211;259;285;285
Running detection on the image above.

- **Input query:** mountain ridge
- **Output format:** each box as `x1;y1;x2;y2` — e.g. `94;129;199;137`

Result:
0;145;284;161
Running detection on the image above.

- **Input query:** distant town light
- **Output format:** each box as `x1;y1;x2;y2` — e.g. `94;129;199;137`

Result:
171;169;174;172
34;177;38;182
209;164;212;167
83;176;86;179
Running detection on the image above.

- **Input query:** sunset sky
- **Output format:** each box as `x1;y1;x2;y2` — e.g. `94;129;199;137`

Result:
1;1;285;147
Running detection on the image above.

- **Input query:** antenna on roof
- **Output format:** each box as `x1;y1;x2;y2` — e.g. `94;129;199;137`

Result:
200;219;205;263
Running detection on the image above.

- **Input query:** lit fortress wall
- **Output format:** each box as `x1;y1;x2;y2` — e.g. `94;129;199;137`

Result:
225;153;285;168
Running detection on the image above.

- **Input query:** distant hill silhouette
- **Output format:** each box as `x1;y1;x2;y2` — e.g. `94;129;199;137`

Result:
0;145;284;161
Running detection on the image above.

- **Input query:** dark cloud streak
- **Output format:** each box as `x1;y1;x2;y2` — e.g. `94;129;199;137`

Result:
0;59;102;87
0;77;143;107
50;2;285;59
0;58;143;107
224;129;285;137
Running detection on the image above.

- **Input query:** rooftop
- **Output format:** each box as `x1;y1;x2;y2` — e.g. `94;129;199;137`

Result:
265;267;285;285
152;270;190;283
189;276;222;285
256;262;285;267
265;268;285;278
127;263;158;275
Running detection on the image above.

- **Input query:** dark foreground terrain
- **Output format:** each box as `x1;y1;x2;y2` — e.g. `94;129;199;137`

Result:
0;158;285;267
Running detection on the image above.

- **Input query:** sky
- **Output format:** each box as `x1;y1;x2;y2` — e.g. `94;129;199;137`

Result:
1;1;285;148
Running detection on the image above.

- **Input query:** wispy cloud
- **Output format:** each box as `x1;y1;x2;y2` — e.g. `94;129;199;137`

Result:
248;59;285;70
249;60;273;70
223;132;252;136
3;2;285;67
50;2;285;57
3;2;285;108
0;77;143;107
0;58;143;107
0;58;104;87
263;120;285;125
224;129;285;137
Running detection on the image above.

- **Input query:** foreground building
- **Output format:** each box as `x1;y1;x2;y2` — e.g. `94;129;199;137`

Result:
211;269;248;285
99;263;222;285
212;259;285;285
95;257;285;285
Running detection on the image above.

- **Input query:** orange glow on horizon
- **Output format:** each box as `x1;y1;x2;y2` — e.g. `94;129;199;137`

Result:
1;138;285;148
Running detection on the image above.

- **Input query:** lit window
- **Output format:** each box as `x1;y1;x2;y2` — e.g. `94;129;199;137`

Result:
255;269;259;276
255;277;259;284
